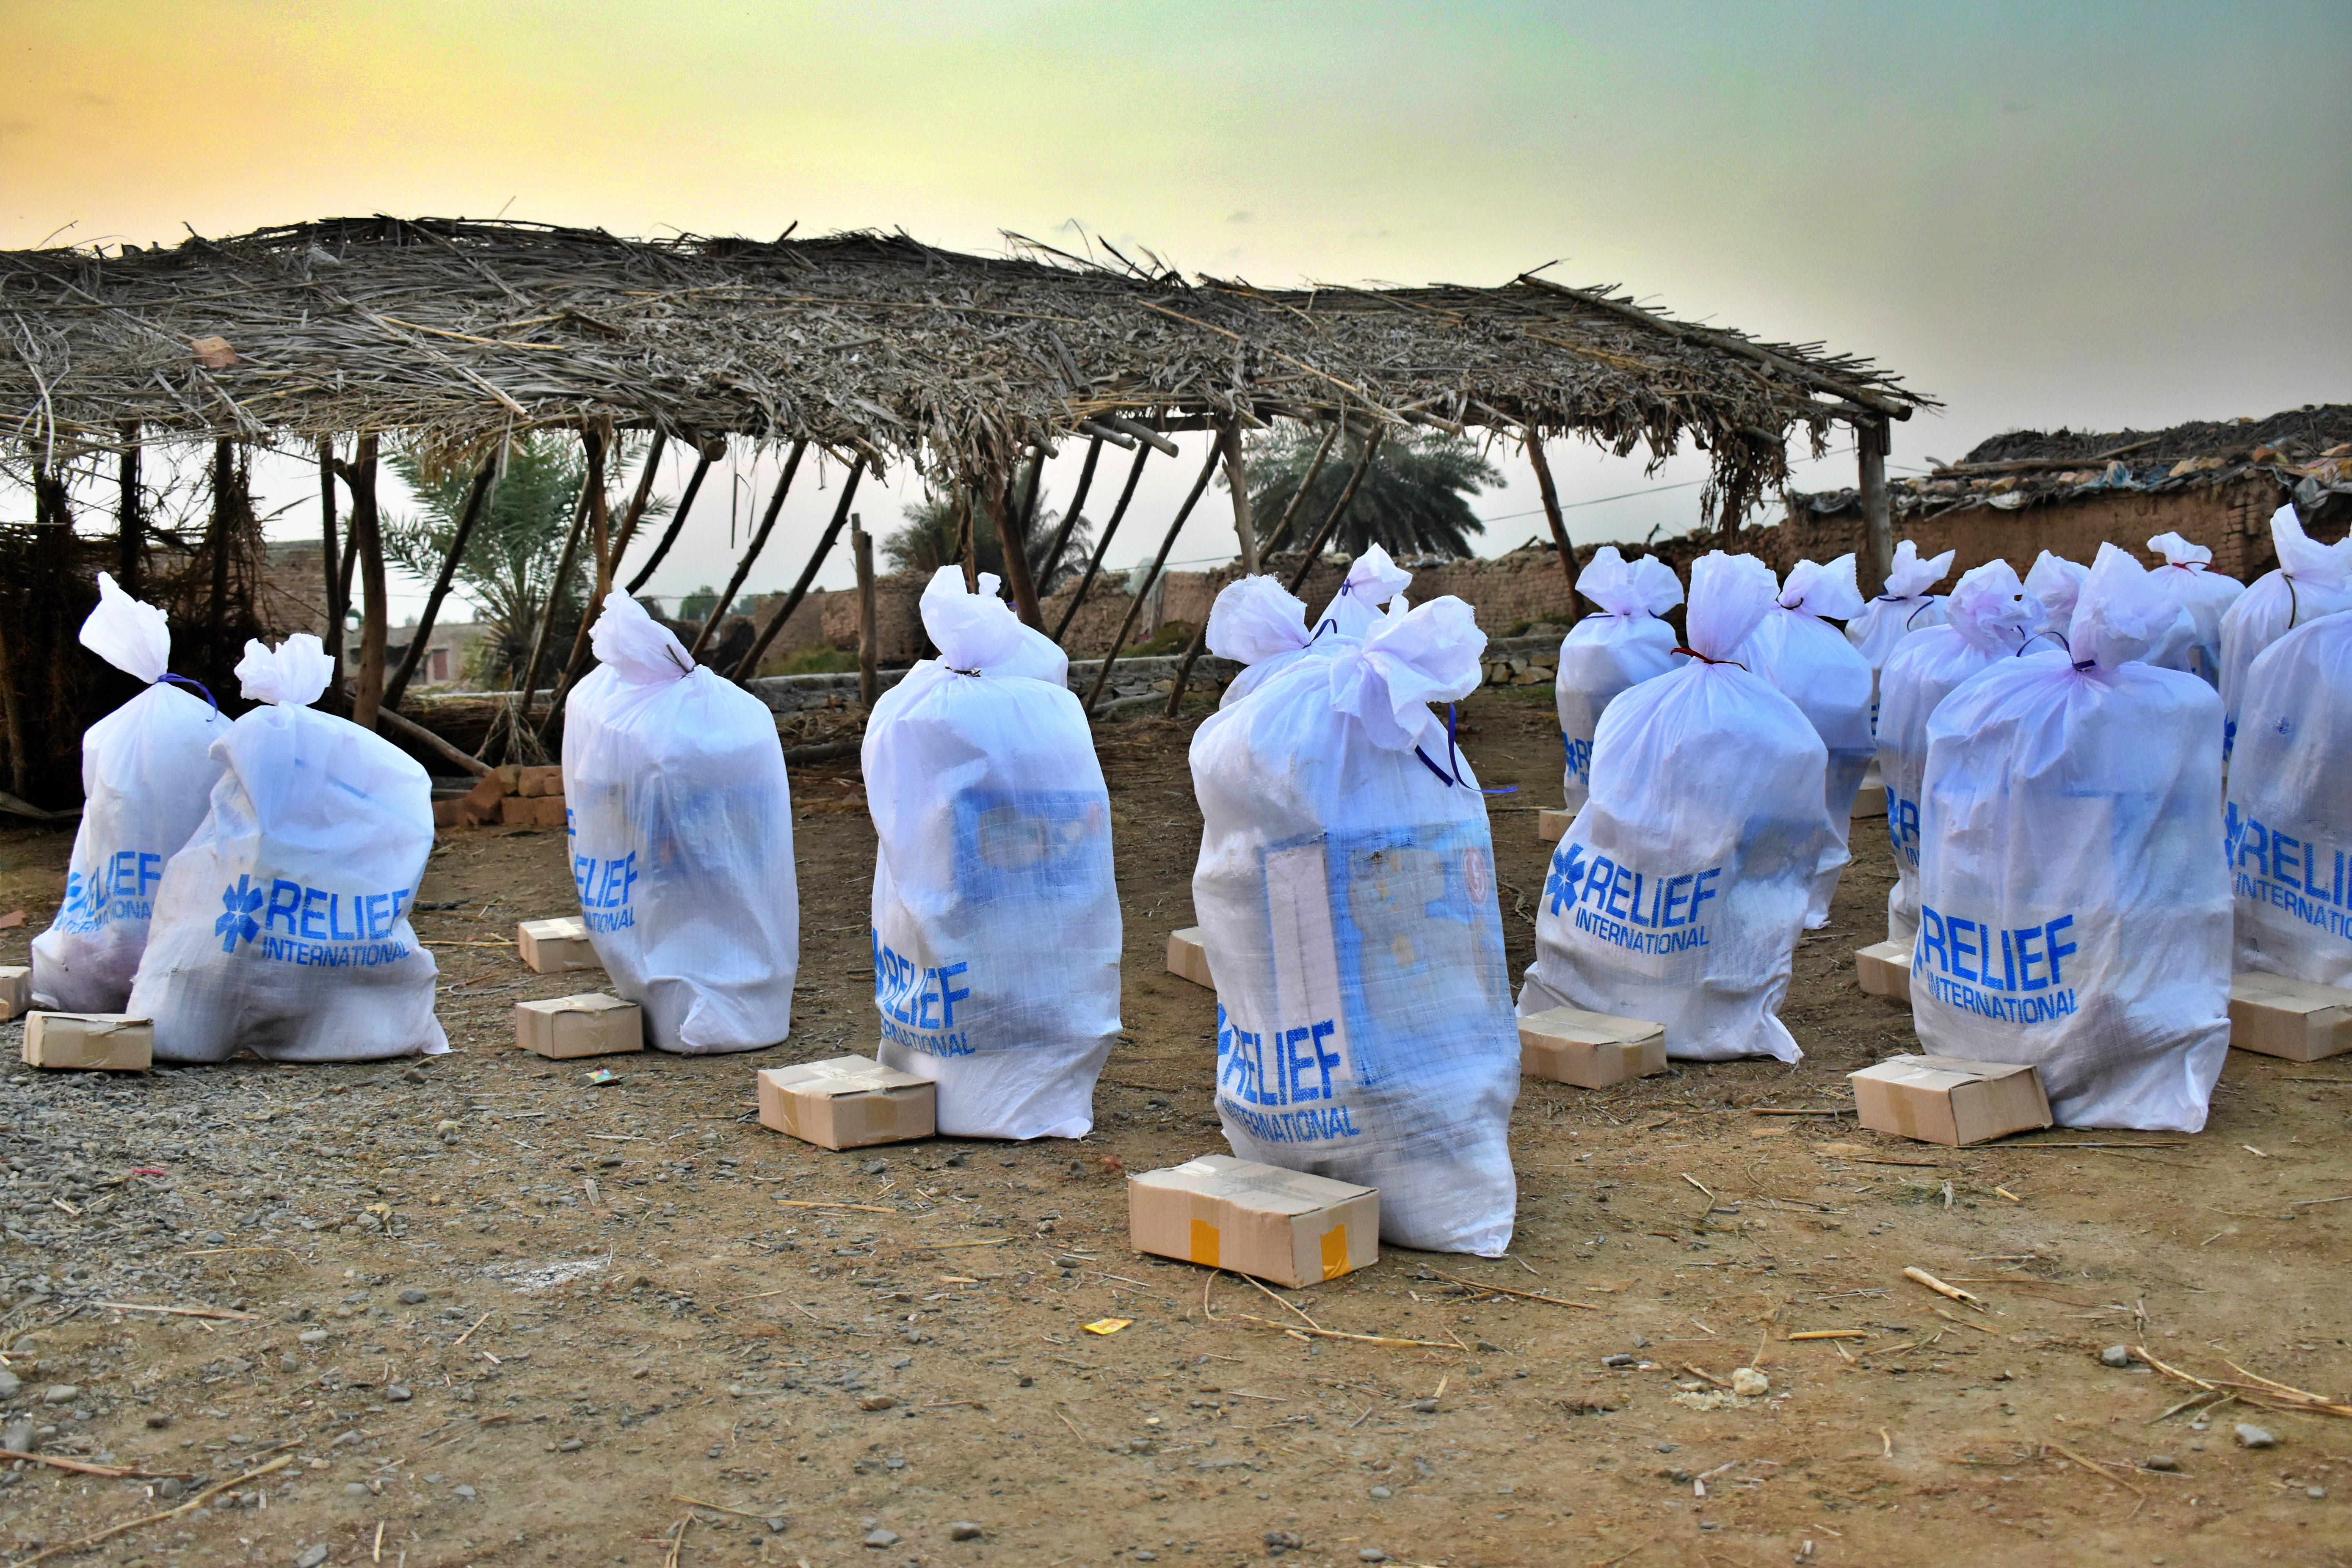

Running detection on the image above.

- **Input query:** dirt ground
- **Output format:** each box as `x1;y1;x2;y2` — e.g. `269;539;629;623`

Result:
1;683;2347;1568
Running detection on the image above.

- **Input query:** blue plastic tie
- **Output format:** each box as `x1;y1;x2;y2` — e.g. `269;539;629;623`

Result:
159;673;220;717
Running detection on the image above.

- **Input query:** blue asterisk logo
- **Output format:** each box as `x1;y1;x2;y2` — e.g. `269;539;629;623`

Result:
215;875;263;952
1545;842;1587;916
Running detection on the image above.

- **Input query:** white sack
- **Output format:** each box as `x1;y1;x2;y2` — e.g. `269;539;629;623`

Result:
1735;554;1874;927
31;574;231;1011
563;593;798;1054
1553;547;1682;812
127;635;446;1062
1192;581;1519;1256
2145;532;2244;686
2218;505;2352;763
1911;543;2229;1131
1844;540;1955;733
1316;544;1412;641
1520;552;1833;1063
2227;610;2352;986
2024;551;2089;637
1874;561;2038;944
866;569;1119;1139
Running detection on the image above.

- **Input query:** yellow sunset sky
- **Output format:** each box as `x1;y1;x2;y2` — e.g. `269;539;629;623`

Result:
6;1;2348;608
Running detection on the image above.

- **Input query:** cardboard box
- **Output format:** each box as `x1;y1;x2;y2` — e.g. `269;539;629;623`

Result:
514;993;644;1058
1166;927;1214;989
757;1056;937;1150
1518;1006;1668;1088
517;765;565;798
1849;1055;2052;1147
23;1012;152;1072
0;965;30;1022
517;917;599;973
2229;971;2352;1062
1538;808;1572;844
1129;1154;1378;1288
1856;940;1913;1004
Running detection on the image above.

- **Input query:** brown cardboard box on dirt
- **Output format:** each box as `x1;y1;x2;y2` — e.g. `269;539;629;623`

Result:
1537;808;1571;844
2228;971;2352;1062
757;1056;936;1150
514;994;644;1058
1856;940;1913;1003
0;965;29;1021
23;1012;152;1072
1849;1055;2051;1147
1518;1006;1667;1088
517;916;599;973
1128;1154;1379;1288
1165;928;1214;989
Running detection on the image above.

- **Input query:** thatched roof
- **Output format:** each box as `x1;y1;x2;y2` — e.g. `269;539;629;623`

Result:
1;216;1929;494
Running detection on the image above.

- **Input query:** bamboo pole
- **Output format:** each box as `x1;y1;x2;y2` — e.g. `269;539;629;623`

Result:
206;440;233;667
511;479;593;722
1219;419;1260;575
997;451;1047;630
1036;433;1104;596
540;433;682;740
604;429;667;570
316;436;341;655
116;424;141;596
624;448;714;594
1282;427;1386;592
583;426;613;601
730;457;866;681
1161;419;1341;716
1051;442;1153;645
346;435;388;733
687;441;808;661
1858;419;1893;595
1524;433;1582;620
853;518;878;708
1083;437;1223;718
383;449;500;711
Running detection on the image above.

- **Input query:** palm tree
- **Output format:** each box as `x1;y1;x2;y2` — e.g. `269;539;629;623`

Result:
1240;427;1500;560
882;456;1093;592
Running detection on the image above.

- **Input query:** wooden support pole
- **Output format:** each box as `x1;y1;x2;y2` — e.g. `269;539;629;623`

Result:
207;439;233;665
730;457;866;681
1284;426;1387;593
955;487;978;594
997;449;1047;630
584;426;613;602
511;479;593;724
1162;419;1340;717
1084;438;1222;718
116;424;142;596
539;433;686;739
1524;433;1582;622
1037;434;1105;595
853;518;879;708
1219;419;1260;575
686;441;809;661
624;448;714;595
1051;442;1153;645
383;449;500;711
1858;419;1893;595
316;437;346;662
346;435;388;733
605;430;667;572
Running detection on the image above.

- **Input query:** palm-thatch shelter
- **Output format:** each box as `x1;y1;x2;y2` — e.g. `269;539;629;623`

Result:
0;215;1931;804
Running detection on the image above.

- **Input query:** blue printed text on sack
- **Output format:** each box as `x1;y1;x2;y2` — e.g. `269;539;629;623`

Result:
56;851;167;933
1913;906;2078;1024
1886;789;1921;869
1216;1002;1348;1118
1563;733;1592;787
1546;840;1719;953
572;851;639;934
223;876;416;968
872;931;972;1056
2227;806;2352;943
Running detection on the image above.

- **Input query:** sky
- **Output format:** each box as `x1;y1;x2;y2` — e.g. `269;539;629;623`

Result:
6;0;2348;621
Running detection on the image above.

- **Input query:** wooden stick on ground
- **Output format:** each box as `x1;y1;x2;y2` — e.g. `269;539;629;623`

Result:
1421;1268;1602;1312
93;1301;257;1321
1901;1266;1984;1308
1201;1270;1459;1351
0;1450;192;1480
22;1454;294;1566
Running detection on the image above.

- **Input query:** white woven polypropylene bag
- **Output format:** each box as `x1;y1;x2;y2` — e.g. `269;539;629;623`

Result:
1520;552;1834;1063
127;635;446;1062
31;574;231;1011
1844;540;1955;733
1874;561;2038;943
2218;505;2352;763
1315;544;1412;641
865;569;1119;1140
563;593;799;1054
1735;554;1874;927
2227;609;2352;986
1553;547;1681;813
2145;532;2244;687
1911;544;2229;1131
1192;580;1519;1256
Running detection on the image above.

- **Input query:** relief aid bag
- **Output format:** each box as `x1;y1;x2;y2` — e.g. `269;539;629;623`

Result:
1735;554;1874;927
2226;610;2352;986
127;636;446;1062
1911;543;2229;1131
563;592;799;1054
865;569;1118;1139
2218;505;2352;762
1844;540;1954;733
2024;551;2088;637
1192;581;1519;1256
2145;532;2244;686
1520;552;1833;1063
1554;547;1681;813
31;574;230;1012
1874;561;2038;944
1316;544;1412;641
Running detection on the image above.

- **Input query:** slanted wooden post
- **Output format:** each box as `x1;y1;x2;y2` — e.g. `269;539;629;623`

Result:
730;457;867;681
317;437;345;658
604;430;666;571
116;424;142;596
852;517;878;708
1051;442;1152;645
538;434;684;738
383;448;500;711
1083;438;1223;717
1035;434;1105;595
207;439;234;664
1220;420;1260;575
996;450;1047;630
686;441;808;661
955;488;978;594
583;426;613;603
1858;418;1893;595
1524;433;1582;623
511;479;593;725
345;435;388;732
624;443;715;594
